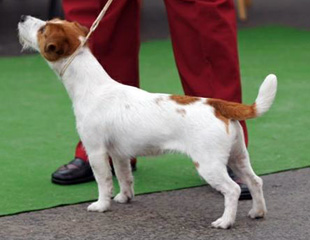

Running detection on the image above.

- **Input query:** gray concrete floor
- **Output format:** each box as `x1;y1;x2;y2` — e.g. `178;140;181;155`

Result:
0;168;309;240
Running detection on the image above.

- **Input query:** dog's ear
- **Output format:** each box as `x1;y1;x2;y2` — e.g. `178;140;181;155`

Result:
38;22;86;61
43;37;69;61
73;22;89;37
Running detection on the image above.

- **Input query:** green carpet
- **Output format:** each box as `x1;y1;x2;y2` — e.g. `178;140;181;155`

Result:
0;27;309;216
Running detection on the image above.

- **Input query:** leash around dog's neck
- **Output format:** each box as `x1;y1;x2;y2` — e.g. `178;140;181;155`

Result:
59;0;114;77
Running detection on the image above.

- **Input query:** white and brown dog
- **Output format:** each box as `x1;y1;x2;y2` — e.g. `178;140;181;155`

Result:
18;16;277;229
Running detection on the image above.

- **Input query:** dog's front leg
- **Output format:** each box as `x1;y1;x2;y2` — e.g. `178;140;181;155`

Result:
87;152;113;212
112;157;134;203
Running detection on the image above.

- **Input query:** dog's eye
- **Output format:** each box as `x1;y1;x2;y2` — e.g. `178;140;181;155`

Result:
39;26;46;33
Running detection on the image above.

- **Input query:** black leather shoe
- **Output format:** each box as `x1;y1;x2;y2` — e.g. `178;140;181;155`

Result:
228;168;252;200
51;158;95;185
52;158;137;185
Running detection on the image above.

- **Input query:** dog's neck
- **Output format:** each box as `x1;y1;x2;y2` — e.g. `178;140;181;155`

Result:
48;47;118;103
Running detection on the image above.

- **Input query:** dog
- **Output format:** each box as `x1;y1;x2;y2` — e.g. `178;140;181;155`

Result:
18;16;277;229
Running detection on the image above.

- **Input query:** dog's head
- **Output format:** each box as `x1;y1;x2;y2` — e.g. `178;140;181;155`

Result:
18;16;88;61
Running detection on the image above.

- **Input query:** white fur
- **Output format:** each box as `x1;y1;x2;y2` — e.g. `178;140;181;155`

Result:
18;16;277;229
255;74;277;117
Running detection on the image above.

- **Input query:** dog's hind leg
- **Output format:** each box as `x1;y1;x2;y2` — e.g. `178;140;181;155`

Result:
193;153;241;229
228;122;267;219
112;157;134;204
86;150;113;213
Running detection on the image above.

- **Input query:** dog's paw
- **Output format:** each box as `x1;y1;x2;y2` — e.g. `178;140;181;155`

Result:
248;208;267;219
114;192;132;204
87;201;110;212
211;217;234;229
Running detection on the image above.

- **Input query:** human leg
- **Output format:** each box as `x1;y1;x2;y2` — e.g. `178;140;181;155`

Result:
163;0;248;144
164;0;250;199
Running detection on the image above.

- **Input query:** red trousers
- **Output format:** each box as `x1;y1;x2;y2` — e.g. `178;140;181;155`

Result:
63;0;248;161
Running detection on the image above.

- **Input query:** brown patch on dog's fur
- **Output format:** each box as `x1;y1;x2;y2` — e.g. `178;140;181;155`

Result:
194;161;199;169
214;110;230;134
176;108;186;117
170;95;200;105
207;98;257;121
37;19;88;61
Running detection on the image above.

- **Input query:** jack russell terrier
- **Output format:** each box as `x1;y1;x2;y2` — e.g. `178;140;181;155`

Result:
18;16;277;229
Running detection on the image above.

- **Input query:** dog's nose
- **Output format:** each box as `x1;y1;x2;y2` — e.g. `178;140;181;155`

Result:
20;15;27;23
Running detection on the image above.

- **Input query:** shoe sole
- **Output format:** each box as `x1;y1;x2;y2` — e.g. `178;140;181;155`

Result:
51;175;95;185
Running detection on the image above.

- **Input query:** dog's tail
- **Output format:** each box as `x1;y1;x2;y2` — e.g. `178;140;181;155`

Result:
207;74;278;120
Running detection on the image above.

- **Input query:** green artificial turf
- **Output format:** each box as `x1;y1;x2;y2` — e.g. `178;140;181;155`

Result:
0;27;309;216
